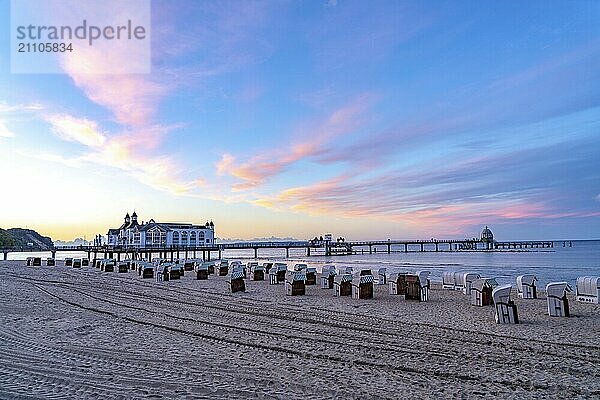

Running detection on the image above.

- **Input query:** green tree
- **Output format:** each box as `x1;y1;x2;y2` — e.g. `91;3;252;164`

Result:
0;229;16;248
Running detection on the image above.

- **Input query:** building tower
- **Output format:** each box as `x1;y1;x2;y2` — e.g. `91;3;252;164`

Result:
481;226;494;250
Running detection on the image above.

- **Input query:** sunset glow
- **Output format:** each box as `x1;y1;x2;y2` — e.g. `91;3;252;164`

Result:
1;1;599;241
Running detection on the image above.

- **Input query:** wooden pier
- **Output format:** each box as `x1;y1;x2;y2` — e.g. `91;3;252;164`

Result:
2;238;559;260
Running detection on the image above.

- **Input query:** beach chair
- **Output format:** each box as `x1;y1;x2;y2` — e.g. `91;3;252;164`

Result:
247;261;259;273
576;276;600;304
65;258;73;267
493;285;519;324
217;260;229;276
195;262;209;280
285;271;306;296
228;268;246;293
269;266;279;285
516;275;538;299
32;257;42;267
73;258;82;268
546;282;572;317
456;272;481;295
275;263;288;283
294;263;308;272
117;262;128;273
334;273;353;297
305;267;317;285
405;271;430;301
169;264;182;280
388;272;407;295
442;271;457;290
320;265;336;289
141;263;154;279
230;261;243;277
159;265;169;282
471;278;498;306
352;270;374;299
46;258;55;266
101;260;115;272
183;260;195;271
206;262;215;275
81;258;89;267
251;264;265;281
263;262;274;274
378;267;387;285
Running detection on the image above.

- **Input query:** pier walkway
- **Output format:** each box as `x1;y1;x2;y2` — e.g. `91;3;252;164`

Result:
2;238;555;260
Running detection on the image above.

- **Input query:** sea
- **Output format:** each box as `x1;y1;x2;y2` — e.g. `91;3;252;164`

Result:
7;240;600;288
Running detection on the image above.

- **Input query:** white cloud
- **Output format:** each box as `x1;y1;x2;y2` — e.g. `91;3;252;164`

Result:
0;120;15;138
46;114;107;148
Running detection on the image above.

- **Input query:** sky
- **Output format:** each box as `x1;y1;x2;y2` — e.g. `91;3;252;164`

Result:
0;0;599;242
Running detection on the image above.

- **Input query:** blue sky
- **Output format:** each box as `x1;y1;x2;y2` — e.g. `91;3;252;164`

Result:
0;0;599;241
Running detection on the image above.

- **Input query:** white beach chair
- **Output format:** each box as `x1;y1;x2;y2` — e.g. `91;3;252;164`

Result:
442;271;457;290
269;267;279;285
456;272;481;295
546;282;572;317
493;285;519;324
320;265;336;289
377;267;387;285
576;276;600;304
516;275;538;299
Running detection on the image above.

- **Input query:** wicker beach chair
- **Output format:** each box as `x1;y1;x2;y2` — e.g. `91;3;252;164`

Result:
251;264;265;281
471;278;498;306
228;268;246;293
493;285;519;324
378;267;387;285
334;273;353;297
388;272;407;295
320;265;336;289
576;276;600;304
516;275;538;299
352;270;374;299
442;271;457;290
546;282;572;317
285;271;306;296
195;262;209;280
455;272;481;295
405;271;430;301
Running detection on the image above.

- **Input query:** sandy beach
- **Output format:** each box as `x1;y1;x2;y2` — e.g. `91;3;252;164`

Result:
1;261;599;399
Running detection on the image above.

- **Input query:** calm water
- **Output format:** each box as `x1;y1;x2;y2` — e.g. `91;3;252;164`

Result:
7;240;600;288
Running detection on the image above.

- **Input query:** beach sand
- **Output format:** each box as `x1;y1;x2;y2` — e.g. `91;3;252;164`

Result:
0;260;599;399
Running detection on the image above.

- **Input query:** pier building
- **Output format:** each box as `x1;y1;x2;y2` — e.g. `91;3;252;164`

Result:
107;212;215;248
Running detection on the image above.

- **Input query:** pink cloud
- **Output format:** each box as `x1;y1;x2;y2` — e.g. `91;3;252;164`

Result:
251;170;595;236
216;93;374;190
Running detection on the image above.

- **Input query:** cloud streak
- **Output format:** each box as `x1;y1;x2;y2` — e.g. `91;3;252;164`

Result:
216;94;374;190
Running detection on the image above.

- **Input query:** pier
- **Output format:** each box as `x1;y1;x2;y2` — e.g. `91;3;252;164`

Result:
2;238;557;260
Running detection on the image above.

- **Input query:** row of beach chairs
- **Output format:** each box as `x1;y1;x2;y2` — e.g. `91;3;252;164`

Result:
27;258;599;323
439;270;600;322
